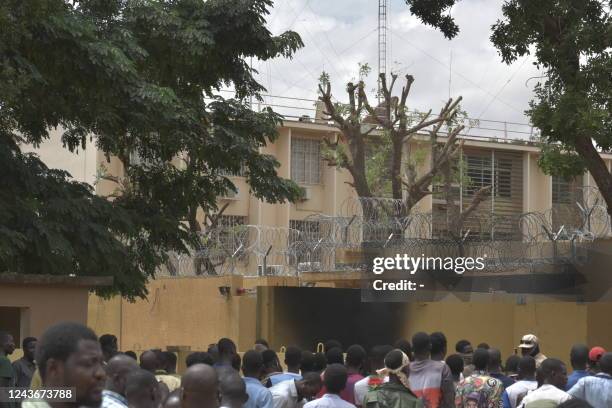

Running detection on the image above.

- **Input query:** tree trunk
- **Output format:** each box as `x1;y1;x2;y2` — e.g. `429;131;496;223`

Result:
391;135;403;200
573;134;612;218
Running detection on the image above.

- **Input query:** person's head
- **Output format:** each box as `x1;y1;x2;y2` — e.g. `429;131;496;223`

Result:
207;344;220;363
295;372;323;400
217;368;248;408
301;351;316;374
187;352;215;368
99;334;118;362
517;356;536;380
242;350;265;379
285;346;302;371
324;364;348;394
262;349;282;374
518;334;540;357
125;369;161;408
231;353;241;371
570;344;589;371
345;344;366;370
477;342;490;350
139;350;159;372
394;339;413;361
472;348;489;371
383;349;411;388
124;351;137;360
505;354;520;377
445;354;464;380
105;354;139;396
539;358;567;390
430;332;447;360
487;348;502;373
313;352;327;372
324;340;343;353
22;337;37;361
588;346;606;371
182;363;220;408
0;331;15;356
599;352;612;375
411;332;431;359
255;339;269;349
163;390;182;408
455;340;473;354
369;345;394;372
326;347;344;365
218;338;237;360
163;351;177;374
36;322;105;407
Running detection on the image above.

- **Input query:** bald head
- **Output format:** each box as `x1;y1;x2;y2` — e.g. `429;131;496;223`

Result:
140;350;158;372
182;364;219;408
125;369;160;408
106;354;139;395
163;390;182;408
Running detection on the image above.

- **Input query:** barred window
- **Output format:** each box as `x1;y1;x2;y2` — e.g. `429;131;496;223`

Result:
215;215;247;254
219;163;247;177
495;158;513;198
289;219;321;263
465;155;493;195
552;176;575;204
291;138;321;184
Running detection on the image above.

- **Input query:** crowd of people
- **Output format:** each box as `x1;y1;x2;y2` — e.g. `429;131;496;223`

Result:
1;324;611;408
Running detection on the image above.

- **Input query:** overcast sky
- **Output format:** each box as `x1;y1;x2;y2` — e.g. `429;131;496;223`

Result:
253;0;541;130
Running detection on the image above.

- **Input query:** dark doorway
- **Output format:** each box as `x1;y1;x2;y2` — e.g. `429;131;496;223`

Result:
271;287;406;350
0;307;21;345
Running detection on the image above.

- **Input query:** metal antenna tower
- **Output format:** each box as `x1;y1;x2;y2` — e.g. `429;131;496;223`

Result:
378;0;388;103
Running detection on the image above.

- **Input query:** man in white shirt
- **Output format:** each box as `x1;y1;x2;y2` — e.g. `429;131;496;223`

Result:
518;358;571;408
502;356;537;408
304;365;356;408
354;345;392;407
270;372;322;408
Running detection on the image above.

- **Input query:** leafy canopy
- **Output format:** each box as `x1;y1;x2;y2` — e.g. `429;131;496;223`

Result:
0;0;303;299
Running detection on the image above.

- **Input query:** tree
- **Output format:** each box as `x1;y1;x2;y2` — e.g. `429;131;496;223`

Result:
0;0;303;298
318;69;490;232
490;1;611;216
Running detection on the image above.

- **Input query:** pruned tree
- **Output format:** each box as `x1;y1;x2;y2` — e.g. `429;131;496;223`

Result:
318;71;490;234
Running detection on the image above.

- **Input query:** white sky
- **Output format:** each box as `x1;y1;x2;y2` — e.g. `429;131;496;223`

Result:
27;0;543;184
256;0;541;126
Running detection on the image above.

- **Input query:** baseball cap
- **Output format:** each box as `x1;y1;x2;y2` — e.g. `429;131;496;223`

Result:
589;346;606;361
518;334;539;349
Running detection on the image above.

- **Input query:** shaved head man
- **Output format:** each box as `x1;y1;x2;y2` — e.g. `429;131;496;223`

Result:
103;354;139;408
182;363;220;408
125;369;161;408
140;350;158;373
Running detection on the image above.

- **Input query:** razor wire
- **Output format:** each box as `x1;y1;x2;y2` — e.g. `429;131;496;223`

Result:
158;191;611;278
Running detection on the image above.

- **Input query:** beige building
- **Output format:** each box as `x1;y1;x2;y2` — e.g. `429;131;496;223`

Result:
88;112;612;365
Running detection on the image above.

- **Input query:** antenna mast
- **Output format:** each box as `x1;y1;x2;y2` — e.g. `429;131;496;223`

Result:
378;0;388;103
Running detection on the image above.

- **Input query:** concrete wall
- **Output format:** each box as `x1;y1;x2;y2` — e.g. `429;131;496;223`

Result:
0;284;89;340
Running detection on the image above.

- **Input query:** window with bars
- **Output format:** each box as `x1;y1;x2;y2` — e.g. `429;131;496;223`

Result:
464;154;513;198
289;219;322;263
291;138;321;184
214;215;247;256
219;163;247;177
552;176;579;204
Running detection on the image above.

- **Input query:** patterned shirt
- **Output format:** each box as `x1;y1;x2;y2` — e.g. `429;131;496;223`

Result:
455;371;503;408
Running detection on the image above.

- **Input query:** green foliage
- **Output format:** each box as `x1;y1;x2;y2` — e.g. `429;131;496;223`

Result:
0;0;303;298
537;145;587;180
491;0;611;173
365;133;393;198
405;0;461;39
